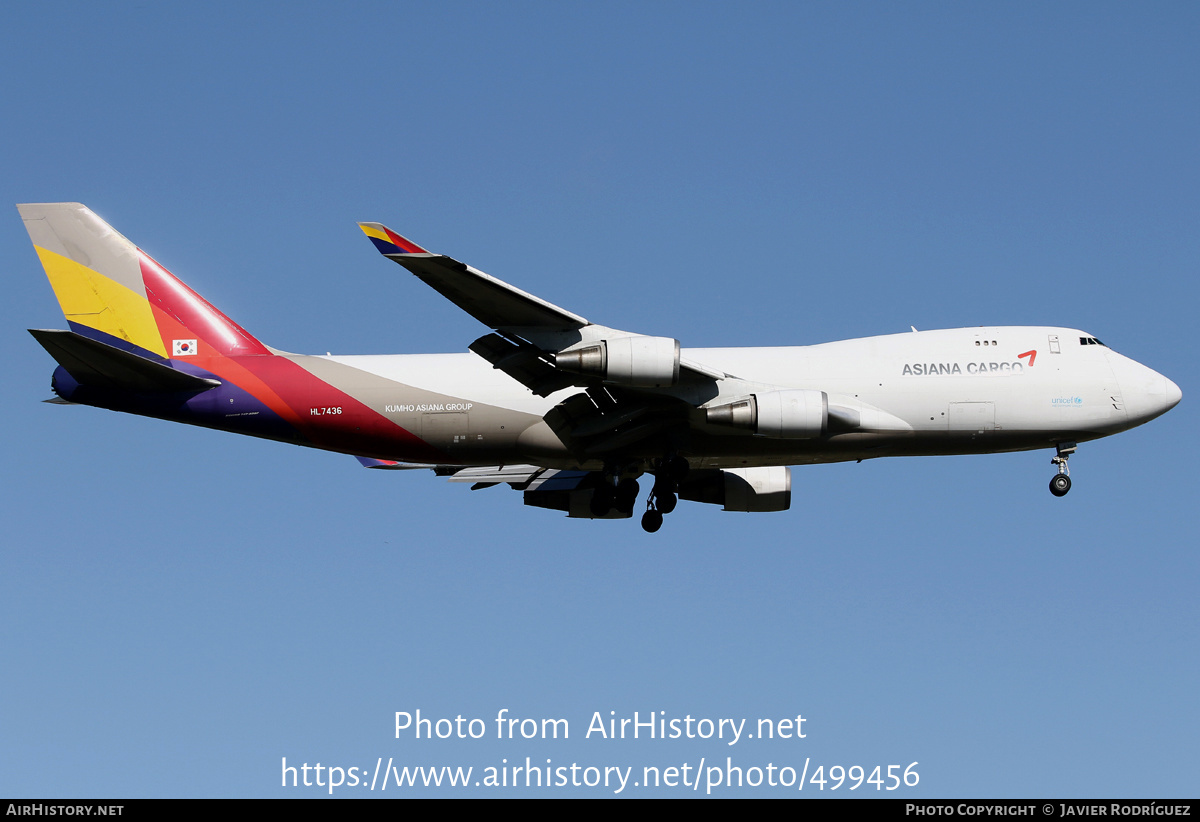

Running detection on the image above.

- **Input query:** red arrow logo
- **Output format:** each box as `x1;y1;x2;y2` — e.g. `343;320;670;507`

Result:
1018;350;1037;367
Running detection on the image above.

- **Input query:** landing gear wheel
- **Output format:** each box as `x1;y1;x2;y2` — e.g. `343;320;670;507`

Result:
1049;474;1072;497
656;491;677;514
1048;442;1076;498
641;509;664;533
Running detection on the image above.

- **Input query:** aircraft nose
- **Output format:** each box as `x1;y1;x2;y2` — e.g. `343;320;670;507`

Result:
1109;351;1181;423
1164;375;1182;410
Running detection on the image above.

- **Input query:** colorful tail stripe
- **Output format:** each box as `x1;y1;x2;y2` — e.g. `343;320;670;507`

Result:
359;222;428;255
140;250;270;357
31;243;170;360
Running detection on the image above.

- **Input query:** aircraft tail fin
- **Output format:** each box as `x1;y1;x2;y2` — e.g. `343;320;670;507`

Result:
18;203;270;361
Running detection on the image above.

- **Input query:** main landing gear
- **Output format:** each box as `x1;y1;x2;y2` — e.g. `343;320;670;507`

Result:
1049;442;1076;497
641;455;689;533
590;475;640;518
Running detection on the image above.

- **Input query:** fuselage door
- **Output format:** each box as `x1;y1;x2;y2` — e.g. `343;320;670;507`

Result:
948;402;995;435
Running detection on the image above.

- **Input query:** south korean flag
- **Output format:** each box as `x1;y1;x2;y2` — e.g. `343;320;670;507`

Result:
173;339;198;356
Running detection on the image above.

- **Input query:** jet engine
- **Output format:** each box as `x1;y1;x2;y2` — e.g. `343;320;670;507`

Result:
522;472;637;519
678;466;792;512
554;336;681;387
705;389;828;438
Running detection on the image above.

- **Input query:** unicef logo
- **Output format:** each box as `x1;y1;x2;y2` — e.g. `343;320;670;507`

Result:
1051;396;1084;406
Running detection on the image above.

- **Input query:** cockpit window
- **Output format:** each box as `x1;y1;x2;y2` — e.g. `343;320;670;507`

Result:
1079;337;1106;346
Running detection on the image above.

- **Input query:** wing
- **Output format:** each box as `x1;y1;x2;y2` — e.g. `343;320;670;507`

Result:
358;223;588;333
358;221;749;466
358;221;728;397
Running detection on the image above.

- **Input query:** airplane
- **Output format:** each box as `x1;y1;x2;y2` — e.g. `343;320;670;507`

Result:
21;202;1182;532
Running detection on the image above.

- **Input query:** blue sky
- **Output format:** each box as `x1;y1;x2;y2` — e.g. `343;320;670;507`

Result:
1;2;1196;797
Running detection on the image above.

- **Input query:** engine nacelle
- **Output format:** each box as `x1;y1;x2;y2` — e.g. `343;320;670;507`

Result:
554;336;681;387
678;466;792;512
705;389;828;438
522;474;634;519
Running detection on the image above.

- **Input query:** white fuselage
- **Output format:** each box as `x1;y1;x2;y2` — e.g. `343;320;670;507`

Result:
322;326;1180;469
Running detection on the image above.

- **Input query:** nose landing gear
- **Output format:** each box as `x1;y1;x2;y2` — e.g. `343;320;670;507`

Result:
1049;442;1076;497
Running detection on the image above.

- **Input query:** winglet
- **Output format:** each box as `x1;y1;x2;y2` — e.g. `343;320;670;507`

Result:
358;222;429;256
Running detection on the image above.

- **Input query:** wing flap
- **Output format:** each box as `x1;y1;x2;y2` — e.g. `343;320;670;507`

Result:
444;464;547;487
468;333;580;396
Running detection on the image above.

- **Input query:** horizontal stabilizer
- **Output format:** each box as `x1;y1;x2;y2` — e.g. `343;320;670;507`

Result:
29;329;221;393
354;456;439;470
